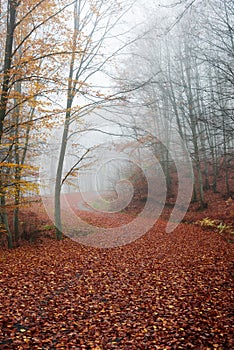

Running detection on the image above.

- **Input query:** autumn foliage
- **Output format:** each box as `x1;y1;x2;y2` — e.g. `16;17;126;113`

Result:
1;169;234;348
0;1;233;348
0;215;233;349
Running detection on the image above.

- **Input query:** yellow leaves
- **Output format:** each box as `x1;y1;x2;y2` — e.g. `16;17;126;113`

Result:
0;143;15;148
0;224;7;235
0;161;39;200
0;162;19;172
198;217;217;228
197;217;234;235
19;55;34;64
0;162;37;170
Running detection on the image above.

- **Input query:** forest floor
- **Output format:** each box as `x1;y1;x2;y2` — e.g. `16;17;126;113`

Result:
0;186;234;349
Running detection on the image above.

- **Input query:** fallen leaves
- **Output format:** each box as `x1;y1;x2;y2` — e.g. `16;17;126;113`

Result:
0;219;233;349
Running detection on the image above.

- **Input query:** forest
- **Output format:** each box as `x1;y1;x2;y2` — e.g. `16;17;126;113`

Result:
0;0;233;348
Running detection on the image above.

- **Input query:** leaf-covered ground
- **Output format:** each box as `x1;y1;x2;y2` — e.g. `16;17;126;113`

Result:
0;217;233;349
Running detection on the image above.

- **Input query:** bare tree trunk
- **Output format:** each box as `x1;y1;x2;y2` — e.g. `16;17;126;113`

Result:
0;0;18;248
222;116;230;197
0;0;18;141
13;82;21;245
0;195;12;248
54;0;78;239
55;118;70;239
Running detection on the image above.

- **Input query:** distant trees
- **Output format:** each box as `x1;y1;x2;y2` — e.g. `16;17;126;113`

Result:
115;0;233;207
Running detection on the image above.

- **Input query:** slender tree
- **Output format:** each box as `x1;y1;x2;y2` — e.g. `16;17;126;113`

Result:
54;0;135;239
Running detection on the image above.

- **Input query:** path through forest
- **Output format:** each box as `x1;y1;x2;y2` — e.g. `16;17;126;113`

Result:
0;213;233;349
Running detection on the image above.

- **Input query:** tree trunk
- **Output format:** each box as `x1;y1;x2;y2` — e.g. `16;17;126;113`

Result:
0;0;18;141
54;0;78;240
54;118;70;240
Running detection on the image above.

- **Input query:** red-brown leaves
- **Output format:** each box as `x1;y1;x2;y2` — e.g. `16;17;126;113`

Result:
0;218;233;349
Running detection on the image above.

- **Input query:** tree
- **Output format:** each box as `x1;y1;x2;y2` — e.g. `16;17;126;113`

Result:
54;0;136;239
113;0;233;209
0;0;75;247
